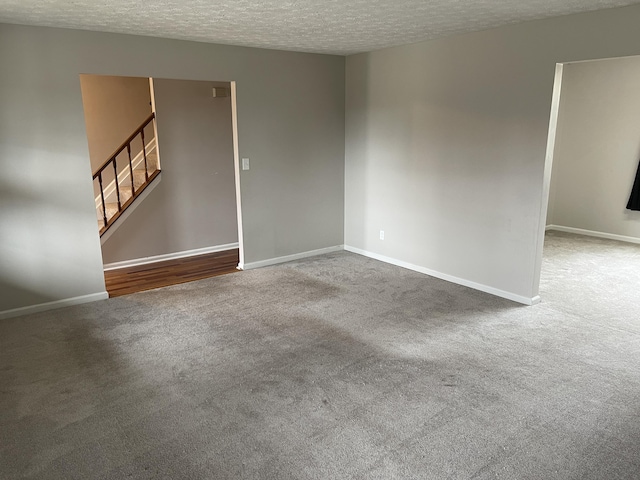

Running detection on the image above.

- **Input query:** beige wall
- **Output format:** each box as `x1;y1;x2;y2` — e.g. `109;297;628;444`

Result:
79;75;152;173
547;56;640;238
0;24;345;314
345;4;640;303
100;79;239;263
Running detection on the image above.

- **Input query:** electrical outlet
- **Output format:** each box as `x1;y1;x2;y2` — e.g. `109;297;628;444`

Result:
380;230;385;240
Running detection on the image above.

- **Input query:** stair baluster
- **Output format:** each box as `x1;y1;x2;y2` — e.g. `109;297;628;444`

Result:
98;172;107;227
127;144;135;194
112;159;122;210
141;128;149;181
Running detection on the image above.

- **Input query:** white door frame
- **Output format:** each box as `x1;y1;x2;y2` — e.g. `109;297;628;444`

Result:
532;63;565;298
230;81;245;269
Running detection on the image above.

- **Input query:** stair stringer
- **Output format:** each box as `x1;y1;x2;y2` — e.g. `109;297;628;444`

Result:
99;172;162;246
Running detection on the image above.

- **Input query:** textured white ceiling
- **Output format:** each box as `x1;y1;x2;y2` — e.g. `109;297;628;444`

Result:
1;0;639;55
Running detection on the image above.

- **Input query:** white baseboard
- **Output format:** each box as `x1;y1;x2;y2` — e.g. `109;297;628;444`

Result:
242;245;344;270
344;245;540;306
103;243;240;271
0;292;109;320
546;225;640;245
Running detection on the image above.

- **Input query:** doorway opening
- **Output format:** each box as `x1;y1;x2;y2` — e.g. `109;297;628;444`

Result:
536;55;640;300
79;75;244;296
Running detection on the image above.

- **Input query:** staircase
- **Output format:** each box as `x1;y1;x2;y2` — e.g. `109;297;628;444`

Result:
94;113;161;235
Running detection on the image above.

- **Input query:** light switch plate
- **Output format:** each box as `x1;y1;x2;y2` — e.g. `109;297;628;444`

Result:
242;158;250;170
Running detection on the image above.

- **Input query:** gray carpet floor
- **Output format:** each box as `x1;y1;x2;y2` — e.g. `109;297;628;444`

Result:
2;231;640;479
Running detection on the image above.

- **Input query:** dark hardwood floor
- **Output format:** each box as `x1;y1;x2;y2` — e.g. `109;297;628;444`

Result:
104;249;240;297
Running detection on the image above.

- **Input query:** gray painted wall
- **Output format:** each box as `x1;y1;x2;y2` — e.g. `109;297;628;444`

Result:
101;78;239;264
345;4;640;302
0;24;345;313
547;56;640;238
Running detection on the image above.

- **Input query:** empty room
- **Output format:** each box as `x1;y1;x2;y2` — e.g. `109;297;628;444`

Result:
2;1;640;478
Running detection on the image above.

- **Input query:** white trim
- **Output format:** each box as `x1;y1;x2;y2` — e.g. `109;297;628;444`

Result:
230;81;245;269
94;138;157;208
0;292;109;320
563;54;640;66
149;78;162;170
534;62;565;300
103;243;240;271
344;245;540;306
242;245;344;270
546;225;640;245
